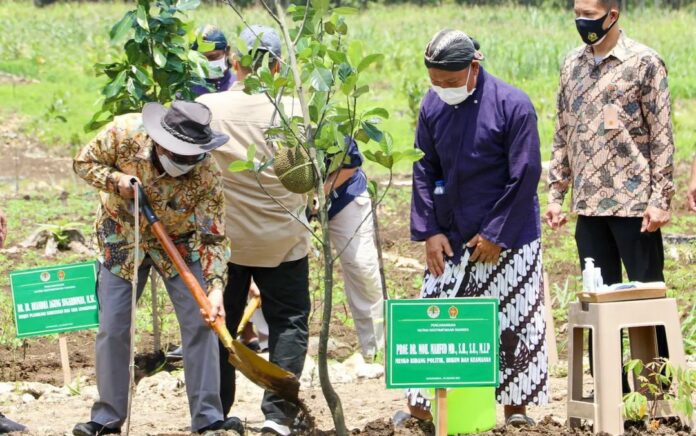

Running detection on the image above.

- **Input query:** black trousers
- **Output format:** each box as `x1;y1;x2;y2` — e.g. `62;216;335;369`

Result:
219;257;310;425
575;216;669;391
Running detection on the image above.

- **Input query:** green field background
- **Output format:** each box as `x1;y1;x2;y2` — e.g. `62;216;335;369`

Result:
1;1;695;164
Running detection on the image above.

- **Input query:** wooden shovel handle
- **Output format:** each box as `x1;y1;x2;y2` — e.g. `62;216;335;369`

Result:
137;186;233;347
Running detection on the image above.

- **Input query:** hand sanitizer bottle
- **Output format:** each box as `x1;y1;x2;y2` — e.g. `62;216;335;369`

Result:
583;258;596;292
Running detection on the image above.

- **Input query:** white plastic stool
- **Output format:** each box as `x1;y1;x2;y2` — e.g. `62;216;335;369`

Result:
566;298;687;435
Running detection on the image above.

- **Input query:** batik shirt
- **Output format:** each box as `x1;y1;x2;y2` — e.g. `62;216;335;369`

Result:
548;32;675;216
74;113;229;290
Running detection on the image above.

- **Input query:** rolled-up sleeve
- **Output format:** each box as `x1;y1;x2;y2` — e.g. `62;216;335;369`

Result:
480;104;542;249
410;107;442;241
641;56;675;211
195;159;230;290
73;122;127;193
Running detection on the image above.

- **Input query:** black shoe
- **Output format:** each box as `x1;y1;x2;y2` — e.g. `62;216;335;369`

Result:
165;346;183;361
0;413;27;433
222;416;245;435
243;340;261;353
73;421;120;436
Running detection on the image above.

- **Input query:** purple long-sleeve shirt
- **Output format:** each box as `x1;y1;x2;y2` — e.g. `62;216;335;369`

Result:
411;68;542;259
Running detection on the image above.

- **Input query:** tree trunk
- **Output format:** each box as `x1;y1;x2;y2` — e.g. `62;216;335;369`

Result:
317;210;348;436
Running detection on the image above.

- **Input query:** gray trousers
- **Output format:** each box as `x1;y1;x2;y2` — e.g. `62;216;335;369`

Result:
91;260;223;431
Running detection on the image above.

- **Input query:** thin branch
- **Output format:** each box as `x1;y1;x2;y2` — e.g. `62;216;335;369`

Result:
292;0;312;46
332;170;392;263
253;172;324;246
262;90;306;150
258;0;282;25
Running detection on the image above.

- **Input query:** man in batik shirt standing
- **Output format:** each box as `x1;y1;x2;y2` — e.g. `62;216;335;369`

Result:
545;0;675;391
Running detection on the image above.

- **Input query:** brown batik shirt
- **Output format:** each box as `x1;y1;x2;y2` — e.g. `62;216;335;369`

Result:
74;113;229;290
548;32;674;216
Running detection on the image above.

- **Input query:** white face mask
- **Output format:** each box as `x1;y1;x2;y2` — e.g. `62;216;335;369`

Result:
432;67;476;106
158;151;196;177
207;58;227;79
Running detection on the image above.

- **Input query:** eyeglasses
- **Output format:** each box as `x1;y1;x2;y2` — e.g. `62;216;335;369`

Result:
169;151;207;166
156;144;207;166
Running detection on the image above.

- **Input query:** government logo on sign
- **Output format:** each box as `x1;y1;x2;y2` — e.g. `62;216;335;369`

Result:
40;272;50;282
427;305;440;319
448;306;458;318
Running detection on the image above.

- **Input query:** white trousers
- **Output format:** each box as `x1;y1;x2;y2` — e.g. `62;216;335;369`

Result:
329;194;385;359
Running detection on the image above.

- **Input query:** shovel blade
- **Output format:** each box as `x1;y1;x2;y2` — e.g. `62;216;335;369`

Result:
226;340;300;403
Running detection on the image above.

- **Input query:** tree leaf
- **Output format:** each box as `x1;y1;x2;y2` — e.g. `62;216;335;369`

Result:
104;70;127;98
360;121;384;142
257;157;275;173
363;150;393;169
392;149;425;164
176;0;200;11
136;4;149;31
228;160;254;173
153;46;167;67
353;85;369;98
367;180;378;198
324;21;336;35
110;11;135;45
246;143;256;162
358;53;383;73
354;129;369;143
311;0;330;16
132;65;153;86
362;107;389;120
347;40;363;68
333;6;358;15
310;67;333;92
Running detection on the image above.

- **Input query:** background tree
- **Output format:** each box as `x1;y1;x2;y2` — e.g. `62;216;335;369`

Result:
225;0;423;433
86;0;210;131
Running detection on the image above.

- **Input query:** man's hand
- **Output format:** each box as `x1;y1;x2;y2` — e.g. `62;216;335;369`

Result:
641;206;670;233
0;209;6;249
467;234;502;264
688;179;696;213
425;233;453;277
202;287;225;323
117;174;141;199
544;203;567;230
248;281;261;300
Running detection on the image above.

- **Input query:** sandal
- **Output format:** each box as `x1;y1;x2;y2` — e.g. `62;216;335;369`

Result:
505;414;536;427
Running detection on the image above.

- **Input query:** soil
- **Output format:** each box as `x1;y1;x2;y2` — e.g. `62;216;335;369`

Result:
0;114;74;187
1;128;694;435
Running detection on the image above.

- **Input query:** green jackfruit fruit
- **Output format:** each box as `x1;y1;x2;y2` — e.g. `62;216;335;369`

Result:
274;146;316;194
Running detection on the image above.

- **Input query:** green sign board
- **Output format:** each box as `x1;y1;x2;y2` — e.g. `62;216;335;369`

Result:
10;262;99;338
386;298;499;389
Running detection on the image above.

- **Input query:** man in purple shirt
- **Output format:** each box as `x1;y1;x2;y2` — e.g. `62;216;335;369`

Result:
406;29;547;427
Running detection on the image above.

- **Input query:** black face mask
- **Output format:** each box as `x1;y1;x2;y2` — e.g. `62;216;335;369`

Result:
575;12;617;45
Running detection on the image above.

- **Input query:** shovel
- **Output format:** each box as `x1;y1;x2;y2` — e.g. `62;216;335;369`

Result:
134;183;300;403
238;295;261;336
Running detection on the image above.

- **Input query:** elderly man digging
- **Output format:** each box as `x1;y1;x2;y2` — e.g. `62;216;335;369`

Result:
72;101;242;435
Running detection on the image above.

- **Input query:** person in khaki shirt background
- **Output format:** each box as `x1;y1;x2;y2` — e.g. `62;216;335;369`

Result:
545;0;675;393
197;25;309;436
